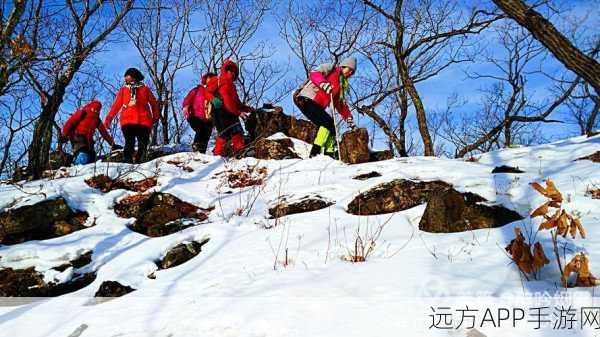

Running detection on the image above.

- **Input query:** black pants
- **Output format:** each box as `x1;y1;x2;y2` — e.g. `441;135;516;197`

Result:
188;117;213;153
294;96;335;135
213;109;243;139
122;124;151;163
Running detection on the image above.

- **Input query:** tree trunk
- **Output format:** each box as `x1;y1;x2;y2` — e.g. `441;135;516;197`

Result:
492;0;600;95
586;97;600;135
397;88;409;157
397;57;434;156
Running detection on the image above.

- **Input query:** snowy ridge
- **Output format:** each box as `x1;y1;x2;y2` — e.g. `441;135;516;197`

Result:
0;135;599;336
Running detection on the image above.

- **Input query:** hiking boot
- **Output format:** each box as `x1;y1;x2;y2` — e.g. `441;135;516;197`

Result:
192;143;202;152
309;144;322;158
324;150;339;160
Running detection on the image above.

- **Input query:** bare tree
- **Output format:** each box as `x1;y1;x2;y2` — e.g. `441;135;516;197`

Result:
0;92;35;177
24;0;134;179
492;0;600;95
0;0;31;97
359;0;503;156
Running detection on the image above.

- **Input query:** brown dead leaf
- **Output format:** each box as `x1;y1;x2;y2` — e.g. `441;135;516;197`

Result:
544;179;563;202
530;201;549;218
530;182;548;197
505;228;534;274
532;242;550;272
572;218;586;239
562;253;598;288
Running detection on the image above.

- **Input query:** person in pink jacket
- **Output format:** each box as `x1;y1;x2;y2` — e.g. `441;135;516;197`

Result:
293;57;356;158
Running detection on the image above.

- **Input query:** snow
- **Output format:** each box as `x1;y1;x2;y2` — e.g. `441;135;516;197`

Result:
0;135;599;336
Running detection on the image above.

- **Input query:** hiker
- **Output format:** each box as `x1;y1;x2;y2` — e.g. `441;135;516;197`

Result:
104;68;159;164
59;99;120;165
212;59;253;156
293;57;356;158
182;72;218;153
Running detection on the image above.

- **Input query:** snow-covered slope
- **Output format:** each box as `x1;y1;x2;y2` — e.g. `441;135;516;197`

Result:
0;135;599;337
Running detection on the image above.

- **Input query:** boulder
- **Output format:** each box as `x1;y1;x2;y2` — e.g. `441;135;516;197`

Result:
246;106;291;141
269;196;334;218
340;128;371;164
492;165;524;174
369;150;393;162
53;251;93;272
158;239;210;269
49;150;73;170
114;192;209;237
347;179;451;215
94;281;135;299
85;174;157;193
254;138;300;160
352;171;382;180
419;188;523;233
288;117;318;144
577;151;600;163
0;198;90;245
0;267;95;298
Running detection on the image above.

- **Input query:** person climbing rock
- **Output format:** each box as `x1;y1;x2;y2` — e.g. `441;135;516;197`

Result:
293;57;356;158
104;68;160;164
59;99;120;165
212;59;253;157
182;72;218;153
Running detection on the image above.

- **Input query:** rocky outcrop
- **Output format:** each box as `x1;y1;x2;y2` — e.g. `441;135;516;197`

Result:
492;165;524;174
353;171;382;180
369;150;394;162
254;138;300;160
347;179;451;215
52;251;93;272
340;128;371;164
419;188;523;233
114;192;209;237
577;151;600;163
0;198;90;245
85;174;157;193
94;281;135;299
0;267;95;298
269;196;334;218
158;238;210;269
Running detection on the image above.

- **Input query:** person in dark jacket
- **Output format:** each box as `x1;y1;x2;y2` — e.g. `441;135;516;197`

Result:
104;68;160;163
294;57;356;158
212;60;253;156
59;99;118;165
182;72;218;153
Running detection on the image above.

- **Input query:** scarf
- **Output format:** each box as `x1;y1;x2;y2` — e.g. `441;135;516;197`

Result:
338;73;350;102
125;82;144;107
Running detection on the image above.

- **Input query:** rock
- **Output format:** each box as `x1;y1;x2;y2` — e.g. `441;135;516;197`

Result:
269;196;334;218
492;165;524;174
53;251;93;272
352;171;382;180
158;239;210;269
369;150;393;162
85;174;157;193
577;151;600;163
49;151;73;170
246;106;291;141
347;179;451;215
340;128;371;164
0;267;95;298
254;138;300;160
288;117;318;144
94;280;135;299
0;198;90;245
114;192;209;237
419;188;523;233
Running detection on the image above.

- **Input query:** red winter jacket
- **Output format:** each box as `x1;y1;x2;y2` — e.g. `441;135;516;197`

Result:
299;64;352;120
104;84;159;129
218;60;252;116
61;100;114;146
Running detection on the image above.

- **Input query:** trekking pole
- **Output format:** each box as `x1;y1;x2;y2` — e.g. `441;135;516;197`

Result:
329;93;342;159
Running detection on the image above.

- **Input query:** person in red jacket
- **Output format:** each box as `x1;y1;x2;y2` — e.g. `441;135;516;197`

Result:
293;57;356;158
182;72;217;153
212;59;253;156
104;68;160;163
59;99;118;165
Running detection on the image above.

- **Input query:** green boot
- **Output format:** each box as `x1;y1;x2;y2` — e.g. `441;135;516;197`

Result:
310;127;330;158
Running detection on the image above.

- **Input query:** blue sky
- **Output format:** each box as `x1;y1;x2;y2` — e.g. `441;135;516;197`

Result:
60;0;600;152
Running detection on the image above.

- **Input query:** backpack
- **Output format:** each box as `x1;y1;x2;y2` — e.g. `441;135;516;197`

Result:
185;85;216;121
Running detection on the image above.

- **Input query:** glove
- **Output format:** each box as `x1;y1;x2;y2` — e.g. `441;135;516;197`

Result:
319;82;333;94
239;111;249;121
346;118;356;130
111;144;123;151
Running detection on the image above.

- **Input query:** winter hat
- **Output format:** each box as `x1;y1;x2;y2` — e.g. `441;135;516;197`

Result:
124;67;144;82
340;57;357;72
201;72;217;85
86;99;102;112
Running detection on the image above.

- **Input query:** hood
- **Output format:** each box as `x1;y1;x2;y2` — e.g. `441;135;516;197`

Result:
84;100;102;113
220;60;239;81
201;72;217;85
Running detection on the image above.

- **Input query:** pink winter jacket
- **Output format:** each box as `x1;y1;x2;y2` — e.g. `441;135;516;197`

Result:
298;63;352;120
